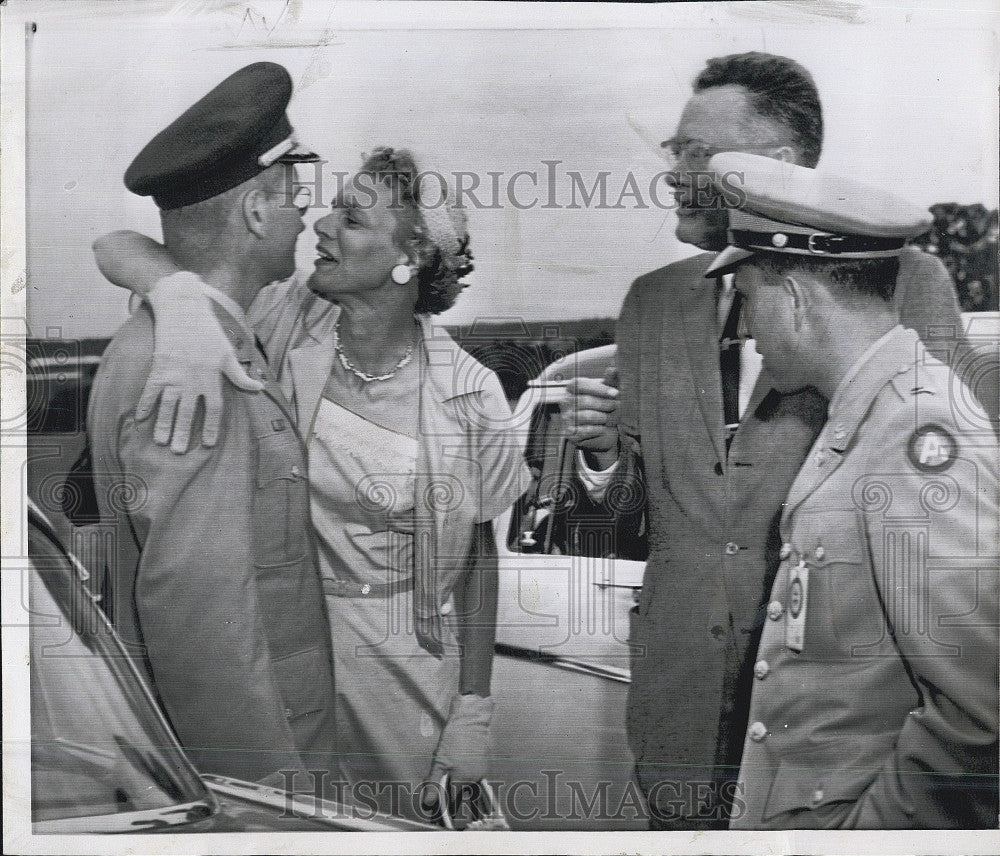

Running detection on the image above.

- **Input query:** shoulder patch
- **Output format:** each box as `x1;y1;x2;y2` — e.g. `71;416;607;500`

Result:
906;424;957;472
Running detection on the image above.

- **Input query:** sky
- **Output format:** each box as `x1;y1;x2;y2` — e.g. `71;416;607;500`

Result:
9;0;1000;339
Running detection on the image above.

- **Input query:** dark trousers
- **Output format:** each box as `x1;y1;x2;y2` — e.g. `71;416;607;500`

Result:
638;628;758;831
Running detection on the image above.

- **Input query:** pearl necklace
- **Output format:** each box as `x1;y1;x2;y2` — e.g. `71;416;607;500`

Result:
333;315;415;383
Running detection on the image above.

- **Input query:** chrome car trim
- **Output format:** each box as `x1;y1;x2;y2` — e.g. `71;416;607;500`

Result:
32;799;216;834
28;354;103;370
495;643;631;684
29;499;95;587
201;775;436;831
592;581;642;590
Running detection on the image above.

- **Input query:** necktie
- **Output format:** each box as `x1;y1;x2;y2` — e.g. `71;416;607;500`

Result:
719;284;743;455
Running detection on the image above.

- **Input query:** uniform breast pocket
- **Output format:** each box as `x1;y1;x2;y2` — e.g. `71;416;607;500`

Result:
792;511;883;661
255;433;309;566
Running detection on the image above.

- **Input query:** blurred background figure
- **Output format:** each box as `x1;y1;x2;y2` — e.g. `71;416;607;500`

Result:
915;203;999;312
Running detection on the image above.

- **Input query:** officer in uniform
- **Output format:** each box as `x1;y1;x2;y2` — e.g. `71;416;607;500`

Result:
88;63;339;785
703;153;999;829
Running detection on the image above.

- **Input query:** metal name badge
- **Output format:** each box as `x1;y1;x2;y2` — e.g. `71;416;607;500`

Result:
785;559;809;652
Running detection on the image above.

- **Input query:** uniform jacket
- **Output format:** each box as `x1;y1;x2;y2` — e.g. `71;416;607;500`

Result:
732;326;998;829
248;279;530;687
88;298;338;783
617;246;968;809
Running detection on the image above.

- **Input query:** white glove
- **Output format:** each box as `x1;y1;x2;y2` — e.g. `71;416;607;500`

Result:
137;272;264;453
428;694;495;786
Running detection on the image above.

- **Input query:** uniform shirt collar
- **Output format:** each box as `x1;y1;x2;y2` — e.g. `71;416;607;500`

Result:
825;324;921;451
300;283;335;340
200;281;259;364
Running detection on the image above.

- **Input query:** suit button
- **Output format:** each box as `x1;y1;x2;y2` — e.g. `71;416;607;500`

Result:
724;541;739;556
810;788;824;806
814;451;827;466
748;721;768;742
779;542;792;559
361;583;371;595
814;545;826;561
754;660;769;679
290;465;301;478
767;600;783;621
714;462;723;476
710;624;726;640
284;708;293;719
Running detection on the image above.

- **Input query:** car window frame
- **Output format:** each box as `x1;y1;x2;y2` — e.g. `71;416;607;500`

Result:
28;502;219;834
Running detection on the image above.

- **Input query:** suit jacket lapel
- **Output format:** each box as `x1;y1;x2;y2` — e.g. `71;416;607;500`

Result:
679;280;726;464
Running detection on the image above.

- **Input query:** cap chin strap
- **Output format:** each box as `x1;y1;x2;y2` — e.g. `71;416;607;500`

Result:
729;229;906;258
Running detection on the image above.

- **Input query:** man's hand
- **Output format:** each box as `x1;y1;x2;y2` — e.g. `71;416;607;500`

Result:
137;273;264;453
560;367;620;470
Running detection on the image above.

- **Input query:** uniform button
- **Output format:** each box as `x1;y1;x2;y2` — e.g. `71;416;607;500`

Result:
779;542;792;559
767;600;783;621
710;624;726;640
754;660;769;679
814;451;827;466
810;788;824;806
290;465;301;478
814;545;826;561
748;721;768;742
361;583;371;595
284;708;293;719
439;600;453;616
724;541;739;556
833;425;846;441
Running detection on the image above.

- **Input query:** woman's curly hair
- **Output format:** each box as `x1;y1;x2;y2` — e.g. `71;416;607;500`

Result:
359;146;474;315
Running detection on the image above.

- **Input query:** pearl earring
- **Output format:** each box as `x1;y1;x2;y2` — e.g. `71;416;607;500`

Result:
391;264;412;285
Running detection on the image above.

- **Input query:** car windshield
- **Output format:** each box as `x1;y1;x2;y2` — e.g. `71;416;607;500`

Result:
29;523;210;828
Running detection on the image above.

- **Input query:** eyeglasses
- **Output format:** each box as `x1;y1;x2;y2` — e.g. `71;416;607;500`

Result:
269;184;313;214
659;137;784;168
290;185;312;213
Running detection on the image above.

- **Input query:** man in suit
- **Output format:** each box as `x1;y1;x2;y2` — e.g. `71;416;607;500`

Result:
562;52;974;829
88;63;338;785
707;152;997;829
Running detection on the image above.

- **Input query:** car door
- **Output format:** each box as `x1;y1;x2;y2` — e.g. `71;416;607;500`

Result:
495;344;645;678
